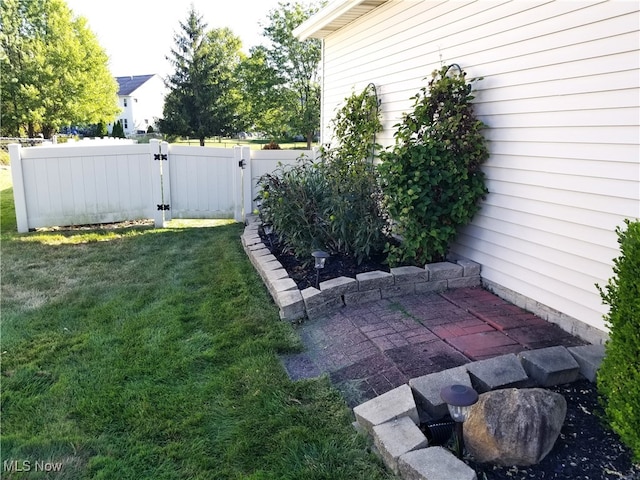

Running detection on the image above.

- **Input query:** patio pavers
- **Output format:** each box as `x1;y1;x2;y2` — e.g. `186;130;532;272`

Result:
280;287;588;407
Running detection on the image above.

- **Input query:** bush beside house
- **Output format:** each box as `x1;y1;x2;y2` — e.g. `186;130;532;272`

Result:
597;219;640;462
379;65;489;266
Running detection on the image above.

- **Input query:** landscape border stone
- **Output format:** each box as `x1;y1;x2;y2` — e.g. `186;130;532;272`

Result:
354;344;604;480
242;216;481;321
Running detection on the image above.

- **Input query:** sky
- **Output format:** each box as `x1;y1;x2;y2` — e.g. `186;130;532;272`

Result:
65;0;285;79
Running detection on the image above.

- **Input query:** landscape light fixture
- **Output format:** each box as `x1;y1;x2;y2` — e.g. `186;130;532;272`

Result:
440;384;479;459
263;224;273;248
311;250;329;289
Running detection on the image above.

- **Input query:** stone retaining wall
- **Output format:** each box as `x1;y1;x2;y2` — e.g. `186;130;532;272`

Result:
242;216;482;321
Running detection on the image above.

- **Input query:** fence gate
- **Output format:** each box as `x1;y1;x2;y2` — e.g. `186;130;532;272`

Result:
151;141;251;226
9;139;300;232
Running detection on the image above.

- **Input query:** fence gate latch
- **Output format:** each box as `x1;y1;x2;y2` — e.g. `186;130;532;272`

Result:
238;158;246;169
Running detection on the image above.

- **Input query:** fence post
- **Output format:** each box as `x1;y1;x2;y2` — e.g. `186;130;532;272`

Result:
241;146;252;221
8;144;29;233
160;141;172;221
149;139;165;228
232;146;243;222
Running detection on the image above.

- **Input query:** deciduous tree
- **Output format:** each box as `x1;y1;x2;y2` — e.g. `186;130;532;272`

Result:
260;1;322;148
237;46;288;139
0;0;119;137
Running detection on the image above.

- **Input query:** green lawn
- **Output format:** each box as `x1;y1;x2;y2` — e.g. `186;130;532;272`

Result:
0;169;390;479
173;138;319;151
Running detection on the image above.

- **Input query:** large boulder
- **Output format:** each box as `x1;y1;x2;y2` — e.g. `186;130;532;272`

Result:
464;388;566;466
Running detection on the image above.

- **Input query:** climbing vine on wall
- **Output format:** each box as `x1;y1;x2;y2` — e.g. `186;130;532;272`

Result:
378;64;489;266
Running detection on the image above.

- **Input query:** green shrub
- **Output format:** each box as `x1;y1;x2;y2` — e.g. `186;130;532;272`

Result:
96;120;108;138
597;219;640;462
378;65;489;266
256;84;385;264
111;120;125;138
256;156;329;260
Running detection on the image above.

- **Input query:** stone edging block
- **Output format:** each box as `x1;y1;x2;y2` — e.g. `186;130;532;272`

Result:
353;345;604;480
353;384;419;436
518;346;580;387
356;270;394;290
242;218;481;322
466;353;530;393
409;366;472;420
373;416;428;474
399;447;478;480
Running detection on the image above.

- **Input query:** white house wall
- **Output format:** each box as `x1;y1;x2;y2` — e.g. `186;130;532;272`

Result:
115;75;166;134
320;0;640;339
129;75;166;133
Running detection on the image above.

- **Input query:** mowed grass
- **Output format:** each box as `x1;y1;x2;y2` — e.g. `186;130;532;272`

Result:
0;169;391;479
172;138;319;151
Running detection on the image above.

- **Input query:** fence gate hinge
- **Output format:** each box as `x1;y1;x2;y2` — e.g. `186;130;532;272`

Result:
238;158;246;169
157;204;170;211
154;153;168;161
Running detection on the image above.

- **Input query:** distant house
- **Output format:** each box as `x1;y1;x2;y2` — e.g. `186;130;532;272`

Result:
113;74;166;135
295;1;640;344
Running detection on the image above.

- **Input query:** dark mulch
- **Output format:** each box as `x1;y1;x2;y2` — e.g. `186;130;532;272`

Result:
468;380;639;480
260;229;391;289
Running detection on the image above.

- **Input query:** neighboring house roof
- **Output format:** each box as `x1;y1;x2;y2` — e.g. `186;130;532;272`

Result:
294;0;389;40
116;74;156;96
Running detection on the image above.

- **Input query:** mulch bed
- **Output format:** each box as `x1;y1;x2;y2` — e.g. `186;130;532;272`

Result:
260;229;391;289
468;380;639;480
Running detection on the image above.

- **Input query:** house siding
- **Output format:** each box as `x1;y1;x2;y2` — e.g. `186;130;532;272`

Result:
320;0;640;337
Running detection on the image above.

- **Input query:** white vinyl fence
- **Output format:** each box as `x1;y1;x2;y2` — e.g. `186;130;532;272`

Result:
9;139;317;232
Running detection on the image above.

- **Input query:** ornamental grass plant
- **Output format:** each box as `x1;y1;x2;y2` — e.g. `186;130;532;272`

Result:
257;84;386;265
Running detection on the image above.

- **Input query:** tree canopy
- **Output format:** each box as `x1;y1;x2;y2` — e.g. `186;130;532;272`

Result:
0;0;119;137
244;1;322;147
159;7;244;146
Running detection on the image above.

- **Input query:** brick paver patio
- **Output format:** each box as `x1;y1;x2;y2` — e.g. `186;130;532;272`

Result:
281;287;587;407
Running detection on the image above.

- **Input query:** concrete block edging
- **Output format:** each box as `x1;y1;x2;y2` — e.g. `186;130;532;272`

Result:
355;345;605;480
242;217;481;321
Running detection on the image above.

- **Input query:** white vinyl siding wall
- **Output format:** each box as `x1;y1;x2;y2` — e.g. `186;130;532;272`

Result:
320;0;640;336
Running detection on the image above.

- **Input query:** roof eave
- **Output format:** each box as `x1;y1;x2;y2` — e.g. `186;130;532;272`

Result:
294;0;389;40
